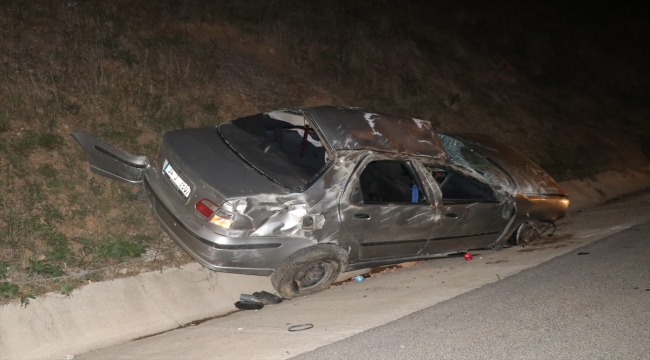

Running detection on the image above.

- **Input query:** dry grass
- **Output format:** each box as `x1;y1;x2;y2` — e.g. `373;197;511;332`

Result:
0;0;647;303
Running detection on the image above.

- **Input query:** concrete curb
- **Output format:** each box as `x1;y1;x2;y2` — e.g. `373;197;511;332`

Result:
1;167;649;360
560;167;650;212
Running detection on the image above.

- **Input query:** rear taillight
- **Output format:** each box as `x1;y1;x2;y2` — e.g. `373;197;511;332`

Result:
196;199;219;218
210;211;234;230
197;199;254;232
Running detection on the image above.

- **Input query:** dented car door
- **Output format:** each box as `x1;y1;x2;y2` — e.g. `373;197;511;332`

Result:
421;165;514;254
340;157;437;260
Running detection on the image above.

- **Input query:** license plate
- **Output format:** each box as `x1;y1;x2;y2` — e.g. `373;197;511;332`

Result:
164;163;191;198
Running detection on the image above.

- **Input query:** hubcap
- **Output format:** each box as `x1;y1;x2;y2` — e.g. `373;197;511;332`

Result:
294;260;334;290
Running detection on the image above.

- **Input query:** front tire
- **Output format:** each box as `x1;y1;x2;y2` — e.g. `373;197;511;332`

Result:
271;246;342;299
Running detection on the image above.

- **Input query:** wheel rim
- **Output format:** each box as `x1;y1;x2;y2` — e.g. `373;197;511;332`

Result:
293;260;335;291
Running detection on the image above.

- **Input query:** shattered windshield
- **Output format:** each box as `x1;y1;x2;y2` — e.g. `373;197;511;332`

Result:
438;134;512;188
218;111;330;191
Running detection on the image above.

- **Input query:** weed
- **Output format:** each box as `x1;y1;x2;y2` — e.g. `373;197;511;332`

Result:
37;133;64;150
44;230;75;262
59;282;76;296
0;260;9;279
48;246;74;262
84;272;101;282
89;178;104;196
71;207;91;220
37;164;59;178
0;282;19;298
26;259;65;277
23;181;46;204
97;236;148;261
46;178;62;189
202;102;220;114
21;293;36;307
124;208;145;227
153;110;185;133
13;131;39;155
42;205;65;226
0;213;45;247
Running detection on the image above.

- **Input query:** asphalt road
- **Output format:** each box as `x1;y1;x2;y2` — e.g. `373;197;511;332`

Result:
293;221;650;360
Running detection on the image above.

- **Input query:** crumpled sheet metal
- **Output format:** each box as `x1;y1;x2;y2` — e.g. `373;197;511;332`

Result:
451;133;567;196
302;106;447;160
230;151;360;246
230;147;516;256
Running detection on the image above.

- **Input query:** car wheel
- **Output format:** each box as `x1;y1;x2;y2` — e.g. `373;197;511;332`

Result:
271;246;342;299
510;221;552;246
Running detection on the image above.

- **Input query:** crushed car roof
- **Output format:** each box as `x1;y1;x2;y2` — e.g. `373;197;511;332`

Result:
300;106;447;159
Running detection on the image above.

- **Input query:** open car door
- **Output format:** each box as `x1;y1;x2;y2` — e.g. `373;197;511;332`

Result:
72;132;149;184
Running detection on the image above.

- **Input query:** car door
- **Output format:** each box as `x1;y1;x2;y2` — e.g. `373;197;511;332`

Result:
420;165;513;255
72;132;149;184
339;156;437;260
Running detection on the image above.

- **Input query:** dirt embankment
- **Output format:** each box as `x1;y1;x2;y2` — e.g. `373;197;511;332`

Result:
0;0;648;303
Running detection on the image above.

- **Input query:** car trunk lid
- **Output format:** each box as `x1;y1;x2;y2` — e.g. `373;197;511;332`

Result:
159;128;289;203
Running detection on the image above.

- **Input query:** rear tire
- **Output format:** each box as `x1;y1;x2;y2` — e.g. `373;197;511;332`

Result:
271;246;342;299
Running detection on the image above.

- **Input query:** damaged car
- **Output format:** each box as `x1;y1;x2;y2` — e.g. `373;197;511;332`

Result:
73;106;569;298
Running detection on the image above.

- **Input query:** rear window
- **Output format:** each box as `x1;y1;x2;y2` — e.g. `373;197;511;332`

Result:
218;111;331;191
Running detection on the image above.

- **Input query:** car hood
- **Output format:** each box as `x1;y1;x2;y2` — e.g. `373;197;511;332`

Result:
161;128;289;200
451;133;567;196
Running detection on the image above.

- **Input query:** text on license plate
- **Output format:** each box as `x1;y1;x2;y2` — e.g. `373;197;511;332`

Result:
164;163;191;198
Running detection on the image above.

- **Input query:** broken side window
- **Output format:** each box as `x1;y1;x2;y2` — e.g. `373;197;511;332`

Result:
426;166;497;204
351;160;427;205
438;134;511;188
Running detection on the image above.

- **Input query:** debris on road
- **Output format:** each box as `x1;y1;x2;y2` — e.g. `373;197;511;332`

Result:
236;291;282;309
234;301;264;310
252;291;282;304
288;324;314;332
486;259;508;264
353;276;365;282
464;253;473;261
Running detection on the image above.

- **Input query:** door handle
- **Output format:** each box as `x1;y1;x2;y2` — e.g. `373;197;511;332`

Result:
445;213;458;219
354;213;370;219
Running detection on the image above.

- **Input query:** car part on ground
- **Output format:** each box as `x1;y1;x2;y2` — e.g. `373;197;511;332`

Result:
73;106;569;298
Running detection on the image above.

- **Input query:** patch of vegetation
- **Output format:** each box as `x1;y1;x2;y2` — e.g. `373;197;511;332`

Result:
0;282;19;298
97;237;149;261
59;282;76;297
26;259;65;277
0;260;9;279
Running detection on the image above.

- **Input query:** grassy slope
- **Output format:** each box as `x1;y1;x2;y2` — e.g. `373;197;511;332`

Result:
0;0;648;303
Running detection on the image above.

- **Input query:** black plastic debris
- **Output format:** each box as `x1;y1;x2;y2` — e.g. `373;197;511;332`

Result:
288;324;313;332
577;252;590;256
235;301;264;310
235;291;282;310
252;291;283;304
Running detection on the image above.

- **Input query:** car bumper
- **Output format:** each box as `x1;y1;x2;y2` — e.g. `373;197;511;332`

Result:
142;166;313;276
